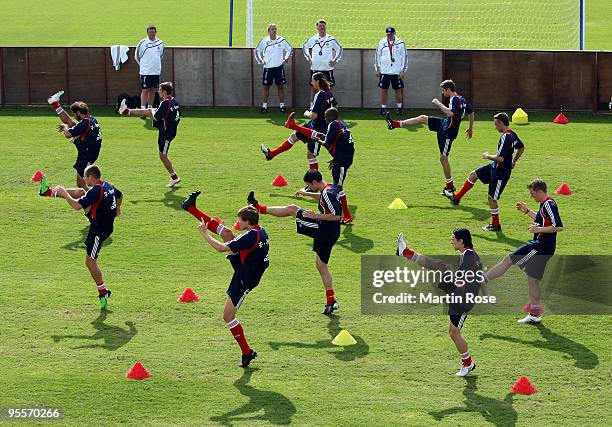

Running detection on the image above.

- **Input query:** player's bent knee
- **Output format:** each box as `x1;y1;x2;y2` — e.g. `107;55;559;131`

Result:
448;324;460;337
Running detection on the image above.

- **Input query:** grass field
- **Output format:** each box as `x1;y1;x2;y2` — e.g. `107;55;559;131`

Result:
0;107;610;425
1;1;610;50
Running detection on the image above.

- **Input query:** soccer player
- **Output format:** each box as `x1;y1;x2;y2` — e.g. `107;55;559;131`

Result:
386;79;474;195
181;190;269;367
445;112;525;231
484;179;564;323
303;19;343;100
260;72;336;171
247;170;342;315
396;228;483;376
375;27;407;116
47;92;102;190
255;23;292;113
135;25;164;110
38;165;122;311
119;82;181;187
285;107;354;224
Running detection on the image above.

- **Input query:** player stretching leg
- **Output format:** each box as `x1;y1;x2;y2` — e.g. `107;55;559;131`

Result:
248;170;342;314
445;113;525;231
182;191;269;367
285;107;354;224
39;165;122;311
119;82;182;187
48;92;102;190
261;72;336;171
484;179;564;323
386;79;474;195
396;228;483;376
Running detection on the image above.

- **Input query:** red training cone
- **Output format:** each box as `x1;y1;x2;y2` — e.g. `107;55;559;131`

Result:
510;376;537;394
31;170;44;182
272;175;288;187
126;361;151;380
178;287;200;303
553;113;569;124
233;220;241;230
555;183;572;195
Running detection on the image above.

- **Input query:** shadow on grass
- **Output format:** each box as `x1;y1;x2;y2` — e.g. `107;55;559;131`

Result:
210;368;296;426
336;207;374;254
62;226;112;251
51;311;137;351
480;323;598;370
129;187;185;211
429;376;517;427
472;230;526;248
268;315;369;362
421;204;491;222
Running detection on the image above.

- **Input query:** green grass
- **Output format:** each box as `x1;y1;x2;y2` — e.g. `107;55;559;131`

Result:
1;0;610;50
0;107;610;425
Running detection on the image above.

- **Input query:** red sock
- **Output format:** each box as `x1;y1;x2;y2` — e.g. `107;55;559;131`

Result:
228;319;251;356
326;289;335;305
402;248;417;259
170;173;178;180
392;120;401;129
51;101;61;110
288;122;317;139
97;282;107;297
446;179;454;189
43;188;53;197
530;304;542;317
206;218;224;234
269;140;294;159
340;193;351;218
186;205;211;223
454;180;475;201
309;159;319;170
461;352;472;367
256;204;268;214
491;209;500;226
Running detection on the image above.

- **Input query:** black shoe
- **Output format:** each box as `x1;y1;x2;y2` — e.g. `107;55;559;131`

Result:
279;105;288;113
260;107;268;113
181;190;201;210
260;144;271;161
385;111;395;130
239;349;257;367
440;186;456;196
247;190;258;207
481;224;502;232
442;188;460;205
322;300;340;315
379;107;387;116
397;107;403;116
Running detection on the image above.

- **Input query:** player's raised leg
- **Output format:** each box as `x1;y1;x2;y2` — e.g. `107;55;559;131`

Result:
385;112;428;130
182;190;235;241
48;90;76;127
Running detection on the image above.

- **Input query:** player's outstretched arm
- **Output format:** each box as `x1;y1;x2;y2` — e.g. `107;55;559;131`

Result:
432;99;454;117
198;222;232;252
295;189;321;200
516;202;537;220
55;186;85;210
466;112;475;139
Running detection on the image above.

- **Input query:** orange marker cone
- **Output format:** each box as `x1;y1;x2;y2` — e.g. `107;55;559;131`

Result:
555;183;572;195
510;376;537;394
233;220;241;230
126;362;151;380
272;175;288;186
31;170;44;182
178;287;200;303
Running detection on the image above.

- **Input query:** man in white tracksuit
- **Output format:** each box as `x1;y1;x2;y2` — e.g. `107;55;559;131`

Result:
135;25;164;111
375;27;407;116
303;19;343;101
254;24;293;113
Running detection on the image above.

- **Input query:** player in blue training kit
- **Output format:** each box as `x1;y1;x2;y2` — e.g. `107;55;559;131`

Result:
484;179;564;324
445;112;525;231
247;170;342;315
47;93;102;191
119;81;182;188
261;72;337;171
386;79;474;195
397;228;485;377
181;191;269;368
285;107;355;223
38;165;122;311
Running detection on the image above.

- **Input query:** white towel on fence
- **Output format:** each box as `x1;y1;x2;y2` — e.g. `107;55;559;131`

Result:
110;45;129;70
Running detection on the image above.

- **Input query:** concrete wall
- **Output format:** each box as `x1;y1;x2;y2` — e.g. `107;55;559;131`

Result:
0;47;608;111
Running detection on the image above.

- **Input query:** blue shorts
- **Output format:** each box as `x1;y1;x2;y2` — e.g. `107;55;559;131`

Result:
263;66;286;86
331;162;350;187
140;75;160;89
449;312;468;329
428;117;457;156
310;69;335;86
225;254;262;308
295;209;339;264
475;165;509;201
158;131;176;154
295;121;322;155
85;227;112;259
510;241;553;281
378;74;404;90
73;145;101;177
